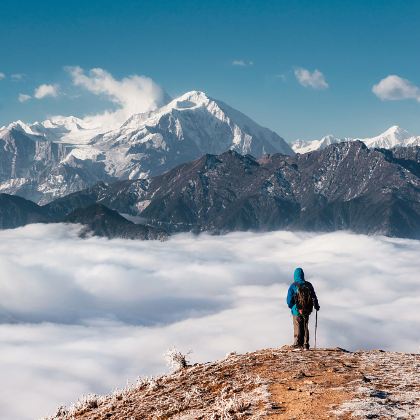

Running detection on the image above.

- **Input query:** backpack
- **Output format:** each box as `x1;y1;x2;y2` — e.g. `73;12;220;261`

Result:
295;282;313;316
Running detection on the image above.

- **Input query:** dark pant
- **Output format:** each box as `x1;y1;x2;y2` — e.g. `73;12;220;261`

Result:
293;315;309;347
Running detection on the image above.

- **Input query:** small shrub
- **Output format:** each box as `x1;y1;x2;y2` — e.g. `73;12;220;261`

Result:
164;347;191;371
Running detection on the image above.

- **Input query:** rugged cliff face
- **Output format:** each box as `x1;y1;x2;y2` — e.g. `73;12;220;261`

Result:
0;126;110;204
44;347;420;419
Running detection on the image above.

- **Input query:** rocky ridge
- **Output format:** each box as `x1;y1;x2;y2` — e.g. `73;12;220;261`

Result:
43;347;420;420
0;193;167;240
38;141;420;240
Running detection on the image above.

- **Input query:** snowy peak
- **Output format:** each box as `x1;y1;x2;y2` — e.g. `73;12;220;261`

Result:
292;134;347;154
31;116;103;144
1;120;36;135
121;90;230;130
36;116;87;133
362;125;414;148
1;115;103;145
0;90;293;203
382;125;411;139
119;91;215;130
292;126;420;154
92;89;293;178
173;90;212;108
0;120;46;142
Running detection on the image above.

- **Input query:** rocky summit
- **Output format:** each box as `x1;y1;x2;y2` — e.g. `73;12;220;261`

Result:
43;347;420;419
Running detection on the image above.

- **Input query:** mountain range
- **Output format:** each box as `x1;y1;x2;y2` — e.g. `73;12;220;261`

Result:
0;91;292;204
1;91;420;240
292;125;420;154
1;140;419;240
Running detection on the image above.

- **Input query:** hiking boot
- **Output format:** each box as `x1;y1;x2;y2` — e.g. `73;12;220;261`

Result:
291;344;302;349
303;344;310;351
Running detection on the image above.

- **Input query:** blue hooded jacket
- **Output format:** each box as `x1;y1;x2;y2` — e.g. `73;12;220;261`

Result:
286;268;319;316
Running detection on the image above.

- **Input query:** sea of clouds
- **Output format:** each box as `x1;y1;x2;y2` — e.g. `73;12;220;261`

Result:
0;224;419;419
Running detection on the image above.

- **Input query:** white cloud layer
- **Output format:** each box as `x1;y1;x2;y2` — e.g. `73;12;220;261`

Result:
0;224;419;419
372;74;420;101
294;67;329;89
34;83;60;99
65;66;167;130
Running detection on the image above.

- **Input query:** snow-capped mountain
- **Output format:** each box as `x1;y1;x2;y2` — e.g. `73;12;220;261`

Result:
292;134;351;154
29;116;104;144
87;91;293;179
362;126;420;149
0;115;104;145
292;126;420;154
0;91;293;203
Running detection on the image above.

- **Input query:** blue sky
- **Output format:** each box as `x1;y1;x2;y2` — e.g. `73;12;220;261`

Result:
1;0;420;141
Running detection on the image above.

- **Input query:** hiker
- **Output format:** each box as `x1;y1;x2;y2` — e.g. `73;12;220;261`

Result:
286;267;320;350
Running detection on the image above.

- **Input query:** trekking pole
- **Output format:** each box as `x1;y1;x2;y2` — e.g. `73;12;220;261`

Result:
314;310;318;349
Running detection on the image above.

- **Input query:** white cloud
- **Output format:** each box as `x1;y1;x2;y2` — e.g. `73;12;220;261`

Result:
372;74;420;102
232;59;253;67
294;67;329;89
65;66;166;130
0;225;419;419
33;83;60;99
0;72;5;80
11;73;24;81
18;93;31;103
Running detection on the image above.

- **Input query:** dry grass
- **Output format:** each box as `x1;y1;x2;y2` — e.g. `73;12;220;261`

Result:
42;347;420;420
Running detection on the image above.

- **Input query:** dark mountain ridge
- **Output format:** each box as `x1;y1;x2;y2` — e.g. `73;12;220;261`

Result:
64;204;167;240
1;141;420;240
0;194;166;240
0;193;52;229
138;142;420;237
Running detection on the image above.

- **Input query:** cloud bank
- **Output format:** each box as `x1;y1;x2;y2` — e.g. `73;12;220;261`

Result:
34;83;60;99
294;67;329;89
0;225;419;419
372;74;420;102
65;66;167;130
17;83;60;103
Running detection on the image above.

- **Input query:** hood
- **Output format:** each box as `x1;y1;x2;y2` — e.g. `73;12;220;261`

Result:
294;267;305;283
